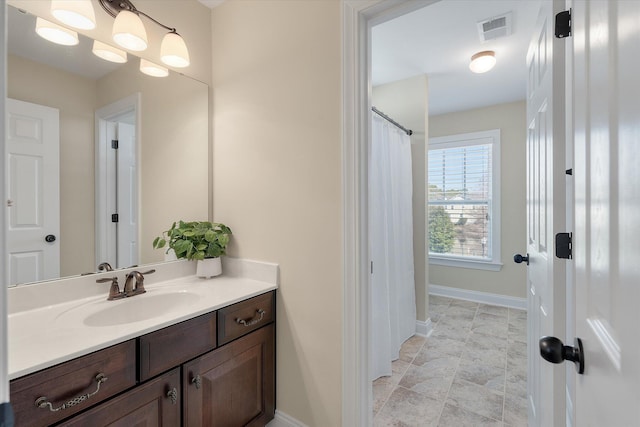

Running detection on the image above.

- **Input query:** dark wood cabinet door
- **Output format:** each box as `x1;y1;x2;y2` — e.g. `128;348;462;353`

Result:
183;324;275;427
60;368;181;427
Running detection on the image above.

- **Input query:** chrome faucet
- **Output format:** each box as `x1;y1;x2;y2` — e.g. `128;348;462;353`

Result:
123;269;156;297
97;262;113;272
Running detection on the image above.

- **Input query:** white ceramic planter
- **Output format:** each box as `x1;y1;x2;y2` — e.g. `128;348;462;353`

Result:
196;257;222;278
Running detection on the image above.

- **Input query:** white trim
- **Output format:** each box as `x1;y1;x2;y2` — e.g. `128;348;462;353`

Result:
342;1;440;426
429;257;503;271
94;93;141;269
415;318;433;337
429;284;527;310
0;0;9;404
266;410;309;427
428;129;502;267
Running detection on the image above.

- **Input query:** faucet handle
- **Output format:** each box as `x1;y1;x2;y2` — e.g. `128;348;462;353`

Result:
97;277;124;300
141;269;156;275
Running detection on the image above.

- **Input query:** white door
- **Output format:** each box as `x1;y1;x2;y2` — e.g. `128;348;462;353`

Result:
524;1;566;426
116;121;138;268
572;1;640;425
5;98;60;286
95;95;139;270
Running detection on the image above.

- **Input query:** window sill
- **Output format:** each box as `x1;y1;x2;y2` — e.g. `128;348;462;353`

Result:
429;256;503;272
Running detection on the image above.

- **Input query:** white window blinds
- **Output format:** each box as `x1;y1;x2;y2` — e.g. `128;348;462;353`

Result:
428;132;499;263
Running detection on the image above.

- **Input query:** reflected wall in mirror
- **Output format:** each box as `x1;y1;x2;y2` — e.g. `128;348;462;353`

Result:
6;6;209;286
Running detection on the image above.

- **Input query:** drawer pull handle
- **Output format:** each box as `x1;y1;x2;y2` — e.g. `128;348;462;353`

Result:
35;373;108;412
236;309;266;327
192;374;202;389
167;387;178;405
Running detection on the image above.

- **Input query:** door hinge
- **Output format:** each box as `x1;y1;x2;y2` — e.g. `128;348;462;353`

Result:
555;232;572;259
111;214;119;223
555;10;571;38
111;139;119;149
371;261;373;274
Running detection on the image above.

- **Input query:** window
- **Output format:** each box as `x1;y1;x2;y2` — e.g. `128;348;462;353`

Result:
428;130;501;271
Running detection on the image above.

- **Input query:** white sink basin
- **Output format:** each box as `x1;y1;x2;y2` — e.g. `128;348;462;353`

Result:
84;292;200;327
56;290;201;327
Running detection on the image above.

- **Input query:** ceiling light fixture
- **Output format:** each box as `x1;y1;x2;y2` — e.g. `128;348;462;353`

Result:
50;0;96;30
92;40;128;63
98;0;190;67
469;50;496;74
35;17;79;46
140;59;169;77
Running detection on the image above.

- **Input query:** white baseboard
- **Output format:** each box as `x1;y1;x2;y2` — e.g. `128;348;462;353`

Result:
415;318;433;337
266;410;308;427
429;284;526;310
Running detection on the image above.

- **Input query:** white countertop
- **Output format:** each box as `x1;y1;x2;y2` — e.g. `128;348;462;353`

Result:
7;258;278;380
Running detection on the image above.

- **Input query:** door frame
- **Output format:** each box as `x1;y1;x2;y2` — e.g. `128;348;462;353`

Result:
94;93;141;269
1;0;9;406
341;1;438;425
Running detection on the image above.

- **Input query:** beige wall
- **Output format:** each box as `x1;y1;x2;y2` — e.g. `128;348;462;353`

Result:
96;61;209;265
8;55;97;277
8;0;213;85
211;1;342;425
372;75;429;322
429;101;527;298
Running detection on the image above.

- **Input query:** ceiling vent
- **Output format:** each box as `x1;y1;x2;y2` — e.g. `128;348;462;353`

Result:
477;12;512;42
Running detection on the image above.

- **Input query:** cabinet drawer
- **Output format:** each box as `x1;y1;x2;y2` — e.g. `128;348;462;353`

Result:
61;368;181;426
218;291;274;346
139;311;216;381
10;340;136;427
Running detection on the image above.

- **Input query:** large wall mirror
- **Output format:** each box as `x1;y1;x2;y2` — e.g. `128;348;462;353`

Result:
5;5;209;286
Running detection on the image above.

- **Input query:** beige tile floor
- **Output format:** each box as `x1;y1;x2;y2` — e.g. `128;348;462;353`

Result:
373;296;528;427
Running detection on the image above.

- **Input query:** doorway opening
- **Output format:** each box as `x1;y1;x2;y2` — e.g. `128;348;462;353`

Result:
95;93;140;270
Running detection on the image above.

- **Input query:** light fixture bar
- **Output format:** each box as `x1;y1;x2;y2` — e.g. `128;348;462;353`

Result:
98;0;176;32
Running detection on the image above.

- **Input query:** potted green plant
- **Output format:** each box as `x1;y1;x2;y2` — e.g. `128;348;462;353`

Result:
153;221;232;278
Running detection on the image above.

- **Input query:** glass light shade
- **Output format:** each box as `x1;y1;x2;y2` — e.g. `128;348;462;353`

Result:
35;17;79;46
160;32;190;68
51;0;96;30
140;59;169;77
92;40;127;63
469;50;496;74
112;10;148;51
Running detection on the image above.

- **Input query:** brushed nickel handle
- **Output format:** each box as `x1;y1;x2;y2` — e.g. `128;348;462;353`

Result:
166;387;178;405
236;309;266;327
35;373;108;412
191;374;202;389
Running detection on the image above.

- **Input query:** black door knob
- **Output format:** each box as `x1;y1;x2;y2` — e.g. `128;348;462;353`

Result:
513;253;529;265
45;234;56;243
539;336;585;374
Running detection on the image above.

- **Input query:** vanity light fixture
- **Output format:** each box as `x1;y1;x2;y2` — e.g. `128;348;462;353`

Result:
98;0;190;67
469;50;496;74
139;58;169;77
92;40;128;63
35;17;79;46
50;0;96;30
112;9;148;51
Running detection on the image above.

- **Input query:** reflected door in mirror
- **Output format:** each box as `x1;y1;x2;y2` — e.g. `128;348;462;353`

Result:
6;98;60;285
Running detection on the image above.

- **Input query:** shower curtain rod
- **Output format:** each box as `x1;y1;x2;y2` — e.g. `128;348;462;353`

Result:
372;106;413;136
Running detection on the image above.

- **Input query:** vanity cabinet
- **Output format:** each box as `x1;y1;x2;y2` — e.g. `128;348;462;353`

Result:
184;324;275;427
9;290;275;427
10;340;137;426
61;368;181;426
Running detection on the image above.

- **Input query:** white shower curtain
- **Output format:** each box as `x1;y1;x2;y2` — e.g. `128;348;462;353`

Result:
370;112;416;381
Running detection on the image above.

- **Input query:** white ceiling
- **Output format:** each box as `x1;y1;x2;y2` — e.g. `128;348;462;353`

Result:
372;0;542;116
